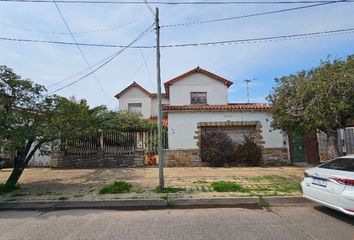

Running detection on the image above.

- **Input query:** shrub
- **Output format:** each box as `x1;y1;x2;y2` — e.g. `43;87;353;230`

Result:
211;181;247;192
198;130;236;167
234;136;263;166
99;181;132;194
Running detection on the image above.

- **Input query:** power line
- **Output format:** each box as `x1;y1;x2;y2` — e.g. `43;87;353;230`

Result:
161;1;342;28
3;27;354;49
52;0;112;102
0;36;150;48
140;48;153;88
49;23;155;93
0;0;353;4
0;20;139;35
47;30;154;89
160;27;354;47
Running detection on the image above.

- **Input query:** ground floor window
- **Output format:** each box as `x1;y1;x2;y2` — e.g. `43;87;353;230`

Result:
202;126;255;144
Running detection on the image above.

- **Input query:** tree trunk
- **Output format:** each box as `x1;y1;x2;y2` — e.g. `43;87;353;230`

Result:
327;130;340;159
3;141;41;192
3;165;24;192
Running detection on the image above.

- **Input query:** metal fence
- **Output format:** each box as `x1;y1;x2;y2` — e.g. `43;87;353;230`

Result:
62;130;168;156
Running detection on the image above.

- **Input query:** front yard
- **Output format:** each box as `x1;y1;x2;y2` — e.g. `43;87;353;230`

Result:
0;167;305;201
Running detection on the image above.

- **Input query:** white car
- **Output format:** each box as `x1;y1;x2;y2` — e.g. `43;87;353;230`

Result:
301;155;354;216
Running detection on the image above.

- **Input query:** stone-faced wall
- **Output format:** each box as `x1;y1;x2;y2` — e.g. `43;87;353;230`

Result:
51;150;144;168
163;149;206;167
263;148;289;166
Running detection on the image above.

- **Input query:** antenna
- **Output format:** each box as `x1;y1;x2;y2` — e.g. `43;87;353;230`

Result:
244;78;257;103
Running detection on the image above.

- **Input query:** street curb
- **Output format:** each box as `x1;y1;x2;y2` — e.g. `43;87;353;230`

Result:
0;197;311;211
0;199;167;211
170;197;260;209
263;196;313;206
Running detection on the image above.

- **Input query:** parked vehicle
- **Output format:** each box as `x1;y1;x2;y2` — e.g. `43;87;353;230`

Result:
301;155;354;216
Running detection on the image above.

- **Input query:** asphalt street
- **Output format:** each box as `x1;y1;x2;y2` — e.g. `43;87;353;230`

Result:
0;206;353;240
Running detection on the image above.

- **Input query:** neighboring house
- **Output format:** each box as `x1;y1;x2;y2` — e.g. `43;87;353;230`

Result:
116;67;290;166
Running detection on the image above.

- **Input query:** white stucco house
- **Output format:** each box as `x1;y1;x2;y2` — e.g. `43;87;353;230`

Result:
115;67;290;166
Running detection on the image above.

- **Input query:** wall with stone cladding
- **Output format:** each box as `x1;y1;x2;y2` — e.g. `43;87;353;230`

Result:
51;150;144;168
263;148;289;166
163;148;289;167
163;149;206;167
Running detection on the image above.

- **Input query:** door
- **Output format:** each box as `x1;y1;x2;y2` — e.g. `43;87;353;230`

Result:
291;135;305;163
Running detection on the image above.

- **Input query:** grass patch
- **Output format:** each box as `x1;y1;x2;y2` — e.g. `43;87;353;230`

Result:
99;181;132;194
193;179;208;184
58;196;69;201
132;188;144;193
211;181;247;192
10;191;26;198
154;186;185;193
252;175;301;193
258;196;269;208
0;183;20;194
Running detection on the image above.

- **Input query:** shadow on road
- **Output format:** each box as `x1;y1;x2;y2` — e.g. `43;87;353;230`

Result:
314;206;354;226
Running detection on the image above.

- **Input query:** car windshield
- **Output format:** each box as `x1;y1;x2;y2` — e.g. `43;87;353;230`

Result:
319;158;354;172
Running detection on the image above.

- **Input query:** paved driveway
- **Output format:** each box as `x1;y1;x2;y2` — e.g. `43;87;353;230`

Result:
0;206;353;240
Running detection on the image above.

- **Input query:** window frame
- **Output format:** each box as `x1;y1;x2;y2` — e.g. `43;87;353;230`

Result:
190;92;207;105
127;103;142;114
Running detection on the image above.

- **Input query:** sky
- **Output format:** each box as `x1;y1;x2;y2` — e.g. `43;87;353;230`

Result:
0;1;353;110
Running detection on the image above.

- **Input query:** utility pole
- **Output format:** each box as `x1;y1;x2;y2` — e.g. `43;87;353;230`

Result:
155;7;164;189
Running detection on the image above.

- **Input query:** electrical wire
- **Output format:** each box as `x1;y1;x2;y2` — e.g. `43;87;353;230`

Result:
0;0;352;5
2;27;354;49
52;0;112;102
161;1;342;28
48;23;155;93
158;27;354;48
46;30;154;89
0;20;139;35
0;36;150;48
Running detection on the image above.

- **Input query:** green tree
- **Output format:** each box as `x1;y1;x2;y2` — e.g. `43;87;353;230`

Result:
0;66;106;191
267;55;354;158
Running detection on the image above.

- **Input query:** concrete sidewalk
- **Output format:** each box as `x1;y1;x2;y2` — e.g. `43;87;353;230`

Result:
0;167;305;202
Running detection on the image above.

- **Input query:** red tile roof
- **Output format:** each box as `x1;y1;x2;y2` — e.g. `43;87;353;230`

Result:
164;67;233;95
147;117;168;127
163;103;272;112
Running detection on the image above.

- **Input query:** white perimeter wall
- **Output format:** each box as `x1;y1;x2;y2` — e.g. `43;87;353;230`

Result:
168;111;287;149
118;88;152;119
169;73;228;105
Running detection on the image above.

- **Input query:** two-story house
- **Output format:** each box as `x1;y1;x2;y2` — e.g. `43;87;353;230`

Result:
115;67;290;166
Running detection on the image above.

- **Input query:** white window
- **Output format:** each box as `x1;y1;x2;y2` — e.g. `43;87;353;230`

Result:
191;92;207;105
128;103;142;114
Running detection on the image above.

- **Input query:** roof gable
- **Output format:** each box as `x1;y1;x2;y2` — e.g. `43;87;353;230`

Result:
115;82;151;99
164;67;233;94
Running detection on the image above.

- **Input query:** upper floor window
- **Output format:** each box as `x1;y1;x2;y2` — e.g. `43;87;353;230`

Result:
191;92;207;105
128;103;142;114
